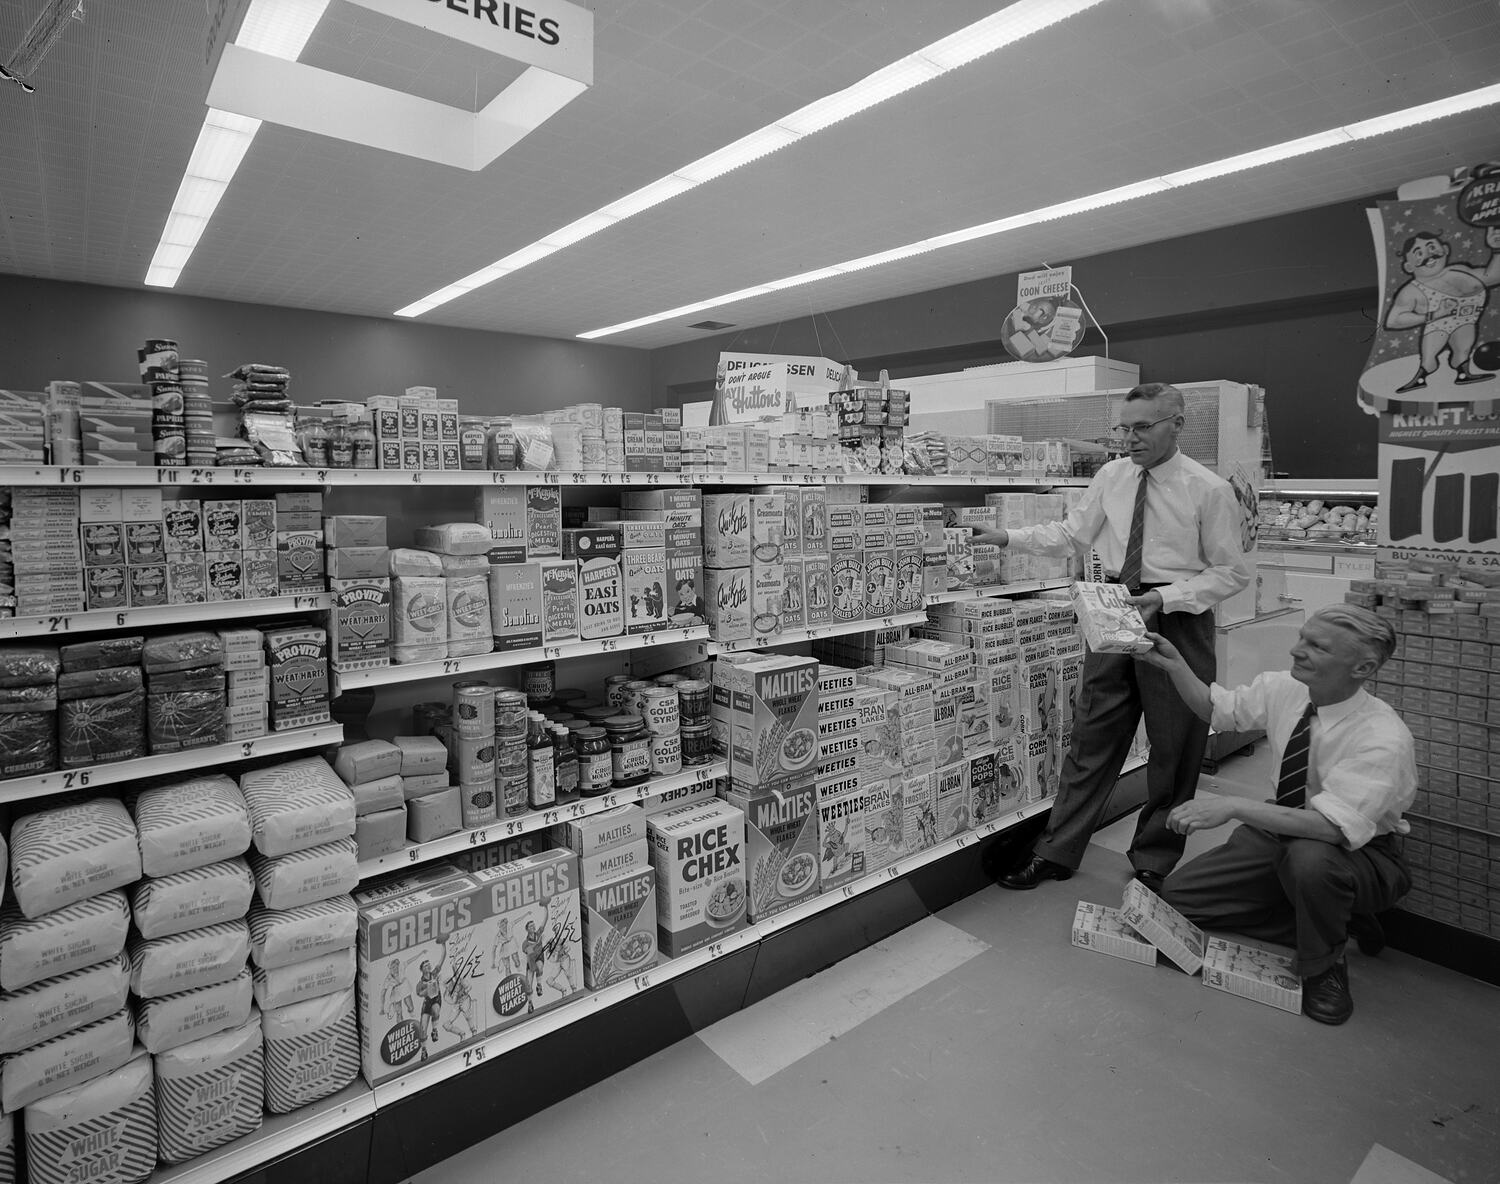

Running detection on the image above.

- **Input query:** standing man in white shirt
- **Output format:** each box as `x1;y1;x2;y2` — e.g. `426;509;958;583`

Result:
974;383;1251;891
1138;605;1415;1024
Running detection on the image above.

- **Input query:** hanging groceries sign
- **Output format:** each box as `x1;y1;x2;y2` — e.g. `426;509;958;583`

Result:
343;0;592;82
715;353;846;423
1378;405;1500;568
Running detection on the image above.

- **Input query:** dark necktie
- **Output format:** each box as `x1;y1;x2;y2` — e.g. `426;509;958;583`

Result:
1275;703;1317;808
1119;468;1149;591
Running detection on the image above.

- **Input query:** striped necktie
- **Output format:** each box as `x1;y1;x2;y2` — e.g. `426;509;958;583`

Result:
1275;703;1317;808
1119;468;1149;592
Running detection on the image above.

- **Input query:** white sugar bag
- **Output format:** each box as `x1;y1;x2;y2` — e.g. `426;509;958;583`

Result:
1;1007;134;1113
249;838;358;911
261;986;357;1115
10;799;141;919
154;1012;263;1165
247;896;357;971
0;953;129;1055
0;892;129;993
239;757;356;857
24;1048;156;1184
127;920;250;999
130;858;254;940
133;774;251;877
136;967;252;1055
250;947;354;1011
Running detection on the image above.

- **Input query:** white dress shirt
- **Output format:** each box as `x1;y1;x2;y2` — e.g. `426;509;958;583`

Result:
1006;451;1251;615
1209;671;1416;849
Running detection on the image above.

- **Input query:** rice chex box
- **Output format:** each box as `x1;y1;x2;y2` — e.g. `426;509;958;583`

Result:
647;799;746;958
1201;936;1302;1014
1120;879;1206;975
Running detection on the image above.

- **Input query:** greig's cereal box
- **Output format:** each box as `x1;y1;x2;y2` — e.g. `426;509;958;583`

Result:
647;799;746;957
468;849;583;1032
356;873;479;1084
724;781;820;921
816;788;866;891
583;865;657;989
728;656;819;791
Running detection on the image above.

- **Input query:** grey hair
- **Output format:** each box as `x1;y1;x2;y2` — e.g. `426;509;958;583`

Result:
1124;382;1185;416
1311;604;1396;669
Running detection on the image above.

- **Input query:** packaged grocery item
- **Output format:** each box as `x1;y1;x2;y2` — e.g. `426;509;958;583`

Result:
133;774;252;876
724;782;819;920
816;788;866;891
1072;582;1152;653
393;575;448;663
128;920;251;998
488;561;543;651
261;985;358;1114
23;1048;157;1184
565;529;623;641
647;799;746;957
1119;879;1206;975
1201;937;1302;1015
582;865;656;989
153;1013;264;1164
247;896;358;971
240;757;356;857
248;838;359;911
413;522;493;555
0;952;130;1055
333;739;401;785
136;967;253;1054
1;1007;134;1113
11;798;142;919
727;656;819;790
59;687;145;768
1071;901;1158;966
130;859;255;940
251;947;355;1010
0;892;130;993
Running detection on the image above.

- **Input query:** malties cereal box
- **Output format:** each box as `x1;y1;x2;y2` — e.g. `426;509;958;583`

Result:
724;782;820;921
816;788;866;891
729;656;819;790
647;799;746;958
583;865;658;989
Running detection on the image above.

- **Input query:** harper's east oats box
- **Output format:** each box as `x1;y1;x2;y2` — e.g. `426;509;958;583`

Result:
931;760;970;840
468;849;583;1033
583;865;658;989
816;788;866;891
724;781;820;921
729;656;820;790
356;873;480;1083
476;487;526;564
803;554;832;627
647;799;746;958
539;558;579;644
565;528;623;641
623;546;669;636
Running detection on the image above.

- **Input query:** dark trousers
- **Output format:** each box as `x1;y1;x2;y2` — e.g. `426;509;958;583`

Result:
1161;826;1409;977
1033;605;1216;875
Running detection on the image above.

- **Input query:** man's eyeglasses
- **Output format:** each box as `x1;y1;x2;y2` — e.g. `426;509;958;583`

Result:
1111;413;1178;440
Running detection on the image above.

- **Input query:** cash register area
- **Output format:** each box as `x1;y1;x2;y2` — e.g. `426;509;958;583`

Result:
410;742;1500;1184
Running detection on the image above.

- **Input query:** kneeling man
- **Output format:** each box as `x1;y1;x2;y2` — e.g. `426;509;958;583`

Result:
1138;605;1414;1025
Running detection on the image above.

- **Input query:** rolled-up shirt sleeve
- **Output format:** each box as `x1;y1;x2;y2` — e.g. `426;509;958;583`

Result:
1157;483;1252;616
1309;731;1417;850
1209;674;1273;735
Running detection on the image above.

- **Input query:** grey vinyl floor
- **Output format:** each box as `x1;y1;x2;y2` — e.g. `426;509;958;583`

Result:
411;742;1500;1184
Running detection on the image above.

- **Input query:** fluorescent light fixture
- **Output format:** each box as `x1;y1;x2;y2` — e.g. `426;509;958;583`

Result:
234;0;330;60
540;212;620;249
578;84;1500;340
397;0;1109;316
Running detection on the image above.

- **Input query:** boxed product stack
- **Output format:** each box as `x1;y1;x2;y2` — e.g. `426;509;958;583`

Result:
0;644;59;778
829;385;907;474
58;636;146;768
178;357;216;467
79;381;154;467
812;666;868;891
552;805;658;989
389;548;450;663
703;492;785;643
655;406;682;472
9;487;84;615
142;631;225;754
478;488;565;649
332;739;408;862
619;489;706;627
1015;602;1062;803
220;627;267;742
0;490;10;618
276;490;326;594
1;799;140;1116
0;387;48;463
46;380;84;465
646;795;747;957
585;518;667;636
263;623;332;731
395;732;463;844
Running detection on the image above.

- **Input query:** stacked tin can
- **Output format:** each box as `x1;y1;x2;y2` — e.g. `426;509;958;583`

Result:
139;339;186;466
178;358;216;466
675;677;713;766
494;688;530;817
452;680;497;827
602;406;625;472
639;684;681;776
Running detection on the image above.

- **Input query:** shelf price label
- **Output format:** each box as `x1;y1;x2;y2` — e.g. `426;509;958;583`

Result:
468;829;489;846
461;1045;487;1069
56;467;84;484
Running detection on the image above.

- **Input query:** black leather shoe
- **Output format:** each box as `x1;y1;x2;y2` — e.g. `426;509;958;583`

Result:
1348;913;1386;957
998;853;1072;890
1132;869;1165;893
1302;960;1353;1025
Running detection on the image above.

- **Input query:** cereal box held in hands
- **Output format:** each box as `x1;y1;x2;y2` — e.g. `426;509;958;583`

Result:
1120;878;1205;975
1071;901;1157;966
1201;936;1302;1014
1071;582;1152;654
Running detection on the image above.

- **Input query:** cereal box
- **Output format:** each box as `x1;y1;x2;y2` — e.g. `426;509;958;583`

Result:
263;624;330;707
864;548;896;618
1072;582;1151;653
830;552;864;623
1072;901;1157;966
798;486;828;554
1201;936;1302;1014
328;577;391;670
895;548;924;614
749;559;784;638
647;799;746;957
705;566;752;643
487;561;543;651
854;687;902;782
468;850;583;1032
864;779;905;870
755;484;801;556
724;782;820;921
780;556;806;631
539;558;579;644
967;748;1000;825
931;760;970;840
989;661;1021;740
623;546;669;636
816;788;866;891
356;873;480;1083
704;493;783;568
565;529;623;641
901;772;938;853
803;554;832;627
995;735;1026;808
1120;879;1206;975
728;656;819;790
1024;730;1058;802
583;865;657;989
665;531;704;627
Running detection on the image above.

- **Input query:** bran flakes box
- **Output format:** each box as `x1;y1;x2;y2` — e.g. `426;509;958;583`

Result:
623;546;668;636
540;558;580;644
488;561;543;651
525;486;562;559
729;656;819;791
724;782;819;921
931;760;970;839
582;865;657;989
356;873;480;1083
816;788;866;891
327;577;391;670
803;554;832;626
647;799;746;958
863;779;904;871
468;849;583;1033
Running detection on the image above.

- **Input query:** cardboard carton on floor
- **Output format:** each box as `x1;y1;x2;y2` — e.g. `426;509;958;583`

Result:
1201;936;1302;1015
1071;901;1157;966
1119;879;1206;975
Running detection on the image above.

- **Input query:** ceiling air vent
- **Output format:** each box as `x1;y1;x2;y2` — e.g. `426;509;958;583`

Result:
687;320;734;331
